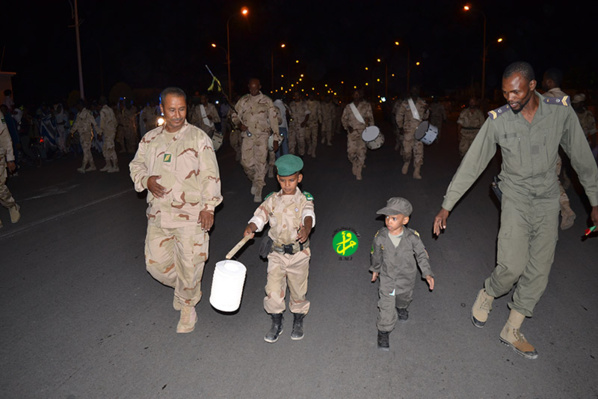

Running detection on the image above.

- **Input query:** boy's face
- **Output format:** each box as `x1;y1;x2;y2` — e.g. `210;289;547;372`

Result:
276;172;302;195
385;213;409;234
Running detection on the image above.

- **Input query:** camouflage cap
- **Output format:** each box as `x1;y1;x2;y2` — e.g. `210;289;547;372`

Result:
572;93;586;103
376;197;413;216
275;154;304;176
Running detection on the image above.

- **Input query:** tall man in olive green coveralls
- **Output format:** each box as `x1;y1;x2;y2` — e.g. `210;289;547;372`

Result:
433;62;598;360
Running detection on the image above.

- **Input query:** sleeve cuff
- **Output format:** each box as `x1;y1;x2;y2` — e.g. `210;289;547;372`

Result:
248;216;266;232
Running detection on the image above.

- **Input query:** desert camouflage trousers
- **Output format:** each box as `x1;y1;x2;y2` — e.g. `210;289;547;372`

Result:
402;129;423;167
264;249;311;314
241;132;269;190
145;223;209;309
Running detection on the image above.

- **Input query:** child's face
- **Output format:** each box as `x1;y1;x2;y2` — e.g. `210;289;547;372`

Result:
385;213;409;234
277;172;303;195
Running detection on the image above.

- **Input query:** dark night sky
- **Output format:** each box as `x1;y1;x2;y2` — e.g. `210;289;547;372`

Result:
3;0;598;105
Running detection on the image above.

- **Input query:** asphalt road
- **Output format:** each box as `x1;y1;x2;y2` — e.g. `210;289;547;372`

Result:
1;112;597;399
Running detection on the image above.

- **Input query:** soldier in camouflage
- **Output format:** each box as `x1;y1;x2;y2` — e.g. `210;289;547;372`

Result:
232;79;281;202
130;87;223;334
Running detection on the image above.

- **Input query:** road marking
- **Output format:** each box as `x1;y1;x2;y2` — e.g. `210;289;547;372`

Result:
0;188;133;240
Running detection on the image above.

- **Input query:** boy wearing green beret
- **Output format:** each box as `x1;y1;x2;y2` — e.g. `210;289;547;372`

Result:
243;154;315;343
370;197;434;351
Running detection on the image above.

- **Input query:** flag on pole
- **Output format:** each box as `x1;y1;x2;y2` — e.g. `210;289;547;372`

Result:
208;76;222;92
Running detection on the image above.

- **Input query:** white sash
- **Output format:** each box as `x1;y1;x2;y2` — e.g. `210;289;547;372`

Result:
349;103;365;124
407;98;421;121
200;105;214;127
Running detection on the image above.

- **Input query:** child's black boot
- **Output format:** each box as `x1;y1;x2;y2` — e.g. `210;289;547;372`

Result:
377;330;390;351
264;313;284;343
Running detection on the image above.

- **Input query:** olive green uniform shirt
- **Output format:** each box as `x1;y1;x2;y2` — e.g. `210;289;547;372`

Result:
442;92;598;210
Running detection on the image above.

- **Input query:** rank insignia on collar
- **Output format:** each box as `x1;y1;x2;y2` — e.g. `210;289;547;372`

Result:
164;154;172;162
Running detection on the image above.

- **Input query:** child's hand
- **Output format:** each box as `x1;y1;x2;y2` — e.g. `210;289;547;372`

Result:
243;223;257;238
371;272;379;282
425;275;435;291
296;225;311;243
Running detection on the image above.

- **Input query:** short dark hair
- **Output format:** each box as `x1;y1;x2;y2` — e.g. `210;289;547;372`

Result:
160;87;186;104
543;67;563;87
503;61;535;82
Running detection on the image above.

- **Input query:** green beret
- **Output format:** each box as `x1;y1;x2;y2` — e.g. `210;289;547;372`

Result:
275;154;303;176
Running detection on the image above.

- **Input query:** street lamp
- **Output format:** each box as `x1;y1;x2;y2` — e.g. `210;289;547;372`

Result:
271;43;286;92
464;4;487;100
226;6;249;100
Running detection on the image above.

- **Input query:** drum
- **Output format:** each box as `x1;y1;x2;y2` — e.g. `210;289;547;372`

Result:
361;125;380;142
366;133;385;150
268;134;275;151
212;132;223;151
414;121;438;145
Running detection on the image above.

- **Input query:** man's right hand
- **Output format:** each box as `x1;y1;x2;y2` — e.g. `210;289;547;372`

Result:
433;208;450;236
147;175;166;198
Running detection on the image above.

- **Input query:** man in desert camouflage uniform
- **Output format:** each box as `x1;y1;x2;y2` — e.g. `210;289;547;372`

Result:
117;100;138;154
572;94;596;149
0;109;20;228
130;87;222;334
396;85;429;179
232;78;281;202
71;100;99;173
542;68;576;230
98;97;119;173
341;88;373;180
429;97;447;143
457;98;486;157
288;91;310;156
305;95;322;158
320;96;335;147
140;102;157;136
191;94;220;139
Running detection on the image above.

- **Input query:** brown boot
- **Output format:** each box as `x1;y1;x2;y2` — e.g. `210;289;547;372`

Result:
499;309;538;359
560;203;576;230
401;162;409;175
9;204;21;224
471;289;494;328
176;306;197;333
413;166;422;180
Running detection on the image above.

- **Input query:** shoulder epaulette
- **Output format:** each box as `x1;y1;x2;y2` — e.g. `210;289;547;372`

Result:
264;191;276;200
303;191;314;201
487;104;510;120
407;228;420;237
544;95;569;106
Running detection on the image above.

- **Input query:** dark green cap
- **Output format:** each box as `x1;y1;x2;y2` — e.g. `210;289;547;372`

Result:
376;197;413;216
275;154;303;176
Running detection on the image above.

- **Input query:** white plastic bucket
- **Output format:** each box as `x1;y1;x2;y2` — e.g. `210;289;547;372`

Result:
209;260;247;312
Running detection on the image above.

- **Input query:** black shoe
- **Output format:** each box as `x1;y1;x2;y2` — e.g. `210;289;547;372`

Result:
291;313;305;341
377;331;390;351
397;307;409;322
264;314;284;343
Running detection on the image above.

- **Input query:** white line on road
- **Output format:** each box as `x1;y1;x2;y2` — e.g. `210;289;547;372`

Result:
0;188;134;240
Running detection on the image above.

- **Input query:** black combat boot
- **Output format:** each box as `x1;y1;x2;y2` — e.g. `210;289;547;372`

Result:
264;313;284;343
291;313;306;340
397;307;409;322
377;331;390;351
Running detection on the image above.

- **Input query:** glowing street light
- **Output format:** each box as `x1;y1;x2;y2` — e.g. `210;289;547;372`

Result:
271;43;287;91
226;6;250;100
464;4;487;100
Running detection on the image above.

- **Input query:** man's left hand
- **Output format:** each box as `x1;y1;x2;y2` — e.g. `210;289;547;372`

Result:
7;161;16;173
199;210;214;231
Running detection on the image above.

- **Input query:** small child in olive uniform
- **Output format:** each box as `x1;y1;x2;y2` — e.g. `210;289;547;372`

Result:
370;197;434;351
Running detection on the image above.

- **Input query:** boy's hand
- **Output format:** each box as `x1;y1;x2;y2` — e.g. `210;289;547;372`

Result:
371;272;379;282
425;275;435;291
243;223;257;238
296;224;311;243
